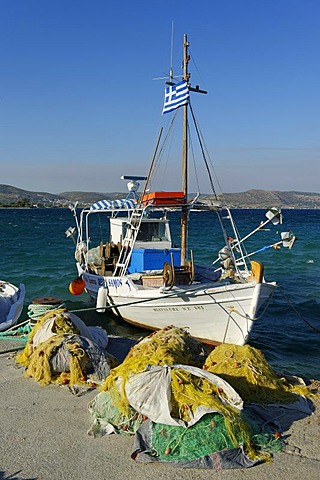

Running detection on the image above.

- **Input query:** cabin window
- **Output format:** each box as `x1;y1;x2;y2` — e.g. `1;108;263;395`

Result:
134;222;168;242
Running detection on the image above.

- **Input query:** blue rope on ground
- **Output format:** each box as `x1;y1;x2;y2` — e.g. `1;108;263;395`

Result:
0;322;31;342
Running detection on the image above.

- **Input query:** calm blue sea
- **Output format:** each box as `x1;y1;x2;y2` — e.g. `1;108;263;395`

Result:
1;207;319;379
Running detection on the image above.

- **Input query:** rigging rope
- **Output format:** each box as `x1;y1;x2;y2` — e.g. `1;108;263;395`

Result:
187;121;201;192
150;110;178;190
189;102;218;199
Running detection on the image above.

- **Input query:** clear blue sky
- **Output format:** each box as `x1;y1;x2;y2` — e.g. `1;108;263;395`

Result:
1;0;319;194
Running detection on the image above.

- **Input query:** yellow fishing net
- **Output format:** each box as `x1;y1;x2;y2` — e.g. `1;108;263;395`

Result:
23;334;89;386
101;326;208;402
203;343;311;404
100;326;205;417
16;308;76;367
170;368;234;422
16;309;110;387
91;327;208;436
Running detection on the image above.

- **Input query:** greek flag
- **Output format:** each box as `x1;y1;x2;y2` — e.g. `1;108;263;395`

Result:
162;80;189;114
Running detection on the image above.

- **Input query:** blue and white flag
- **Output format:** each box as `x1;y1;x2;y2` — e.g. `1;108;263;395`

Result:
162;80;189;114
90;198;136;211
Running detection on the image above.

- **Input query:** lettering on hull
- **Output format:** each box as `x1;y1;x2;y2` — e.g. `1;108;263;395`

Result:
106;278;123;288
152;305;205;312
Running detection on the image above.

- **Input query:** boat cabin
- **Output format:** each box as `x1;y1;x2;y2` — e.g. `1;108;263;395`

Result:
82;209;181;276
109;216;181;274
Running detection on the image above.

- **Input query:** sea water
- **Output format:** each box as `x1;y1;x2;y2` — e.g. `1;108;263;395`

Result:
0;207;319;379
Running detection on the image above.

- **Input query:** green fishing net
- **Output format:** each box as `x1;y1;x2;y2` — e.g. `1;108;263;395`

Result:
152;413;238;461
150;411;282;462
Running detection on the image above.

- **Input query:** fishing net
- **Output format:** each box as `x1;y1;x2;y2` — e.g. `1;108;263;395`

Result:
16;308;114;386
88;391;147;436
124;325;208;369
16;308;72;367
130;365;279;462
132;410;282;468
90;326;269;461
16;308;109;367
100;326;208;412
123;365;243;424
90;327;209;435
203;343;311;404
91;363;263;460
22;333;113;386
89;328;291;465
152;412;241;460
129;364;286;465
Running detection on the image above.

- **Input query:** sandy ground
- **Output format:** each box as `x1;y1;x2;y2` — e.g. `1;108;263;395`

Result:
0;339;319;480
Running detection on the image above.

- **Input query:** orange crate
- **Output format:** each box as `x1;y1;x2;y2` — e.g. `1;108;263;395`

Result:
141;191;185;206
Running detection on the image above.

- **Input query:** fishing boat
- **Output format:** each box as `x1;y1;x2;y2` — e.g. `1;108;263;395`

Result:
0;281;25;332
67;35;296;346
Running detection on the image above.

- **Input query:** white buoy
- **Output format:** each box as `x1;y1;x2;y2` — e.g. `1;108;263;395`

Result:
96;286;108;313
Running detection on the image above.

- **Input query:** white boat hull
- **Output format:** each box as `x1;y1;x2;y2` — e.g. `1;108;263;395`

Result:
79;266;275;346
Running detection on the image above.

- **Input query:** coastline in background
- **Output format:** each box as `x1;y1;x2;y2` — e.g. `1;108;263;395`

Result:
1;183;320;209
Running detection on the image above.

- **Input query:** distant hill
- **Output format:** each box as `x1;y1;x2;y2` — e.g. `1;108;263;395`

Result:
59;191;125;204
0;185;127;207
213;189;320;209
0;184;320;208
0;184;67;206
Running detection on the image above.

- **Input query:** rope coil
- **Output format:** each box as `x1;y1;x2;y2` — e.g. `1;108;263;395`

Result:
28;297;65;326
0;298;66;343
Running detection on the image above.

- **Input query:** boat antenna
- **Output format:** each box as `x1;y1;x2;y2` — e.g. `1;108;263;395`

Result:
169;21;174;83
152;24;182;83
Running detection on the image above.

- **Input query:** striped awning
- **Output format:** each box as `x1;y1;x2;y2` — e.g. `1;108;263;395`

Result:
90;198;137;211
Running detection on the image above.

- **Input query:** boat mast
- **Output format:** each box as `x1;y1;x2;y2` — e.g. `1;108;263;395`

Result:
181;34;190;266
